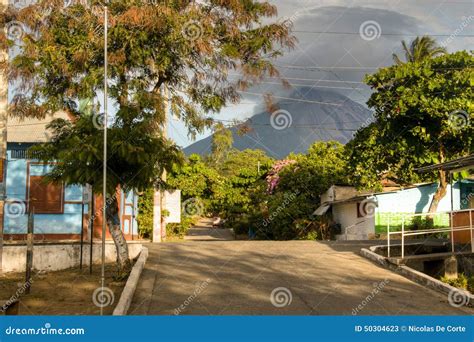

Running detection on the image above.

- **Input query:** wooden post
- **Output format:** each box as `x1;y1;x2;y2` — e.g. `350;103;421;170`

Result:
79;186;86;269
25;208;34;294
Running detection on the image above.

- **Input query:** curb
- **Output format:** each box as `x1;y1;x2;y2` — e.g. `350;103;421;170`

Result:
360;248;474;307
398;265;474;306
113;247;149;316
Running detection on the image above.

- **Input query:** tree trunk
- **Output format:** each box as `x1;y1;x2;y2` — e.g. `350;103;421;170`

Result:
428;169;448;214
105;195;131;278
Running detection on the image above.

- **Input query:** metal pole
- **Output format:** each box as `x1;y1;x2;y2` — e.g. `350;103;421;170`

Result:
160;86;168;241
450;211;454;253
470;209;473;253
101;5;108;316
387;215;390;258
450;172;454;211
401;214;405;259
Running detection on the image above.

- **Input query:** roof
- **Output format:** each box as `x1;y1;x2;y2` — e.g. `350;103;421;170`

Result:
7;111;70;143
415;153;474;173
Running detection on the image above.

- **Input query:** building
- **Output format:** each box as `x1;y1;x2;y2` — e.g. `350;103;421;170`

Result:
315;180;473;240
0;112;142;272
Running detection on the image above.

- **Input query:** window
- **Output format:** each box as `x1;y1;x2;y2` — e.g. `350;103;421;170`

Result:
28;175;64;214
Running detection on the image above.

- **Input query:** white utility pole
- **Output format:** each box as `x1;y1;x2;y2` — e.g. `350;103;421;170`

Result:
160;86;168;241
100;4;108;316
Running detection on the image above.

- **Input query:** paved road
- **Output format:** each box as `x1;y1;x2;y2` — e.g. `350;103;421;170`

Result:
184;218;235;241
129;240;472;315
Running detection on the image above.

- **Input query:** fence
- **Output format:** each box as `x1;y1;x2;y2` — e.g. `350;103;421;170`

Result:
386;208;474;258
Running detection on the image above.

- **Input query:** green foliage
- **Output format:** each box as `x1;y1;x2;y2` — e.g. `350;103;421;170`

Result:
2;0;295;224
165;142;347;240
347;51;473;198
137;188;154;239
210;149;273;219
167;154;220;202
254;141;348;240
392;36;447;65
441;274;474;293
207;123;234;167
166;216;196;239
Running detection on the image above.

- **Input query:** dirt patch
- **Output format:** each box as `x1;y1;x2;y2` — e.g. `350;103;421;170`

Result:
0;264;126;315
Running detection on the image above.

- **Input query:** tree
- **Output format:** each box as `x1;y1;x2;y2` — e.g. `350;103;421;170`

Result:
1;1;295;274
348;51;473;213
257;141;348;240
207;123;234;167
210;149;273;220
392;36;446;65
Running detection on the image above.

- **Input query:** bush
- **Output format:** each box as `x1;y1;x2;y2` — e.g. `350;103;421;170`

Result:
166;216;197;238
137;188;154;239
440;273;474;293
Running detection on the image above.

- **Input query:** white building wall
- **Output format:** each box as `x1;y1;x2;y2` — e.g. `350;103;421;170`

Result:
332;202;375;238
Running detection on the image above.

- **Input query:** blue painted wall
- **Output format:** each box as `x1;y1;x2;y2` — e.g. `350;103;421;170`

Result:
3;148;138;236
375;182;462;214
4;150;85;234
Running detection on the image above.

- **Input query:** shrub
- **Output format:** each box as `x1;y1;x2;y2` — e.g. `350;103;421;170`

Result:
441;274;468;290
137;188;154;239
166;216;197;239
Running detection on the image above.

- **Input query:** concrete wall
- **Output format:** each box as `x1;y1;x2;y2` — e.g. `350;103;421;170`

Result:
332;202;375;237
1;242;143;273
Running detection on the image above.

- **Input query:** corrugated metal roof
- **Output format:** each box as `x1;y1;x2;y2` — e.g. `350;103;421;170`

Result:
415;154;474;173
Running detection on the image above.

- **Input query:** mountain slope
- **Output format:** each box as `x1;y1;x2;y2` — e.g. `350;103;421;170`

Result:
184;87;372;159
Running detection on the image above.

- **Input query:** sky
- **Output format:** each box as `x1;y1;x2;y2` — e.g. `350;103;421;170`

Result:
169;0;474;148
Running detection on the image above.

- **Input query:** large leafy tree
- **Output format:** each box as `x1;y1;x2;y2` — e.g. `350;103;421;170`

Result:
257;141;348;240
392;35;447;65
1;0;294;274
347;51;473;213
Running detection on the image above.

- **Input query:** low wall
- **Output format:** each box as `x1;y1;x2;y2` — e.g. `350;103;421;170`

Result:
1;242;143;273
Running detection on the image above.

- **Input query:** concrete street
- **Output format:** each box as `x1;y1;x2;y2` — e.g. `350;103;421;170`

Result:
130;234;473;315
